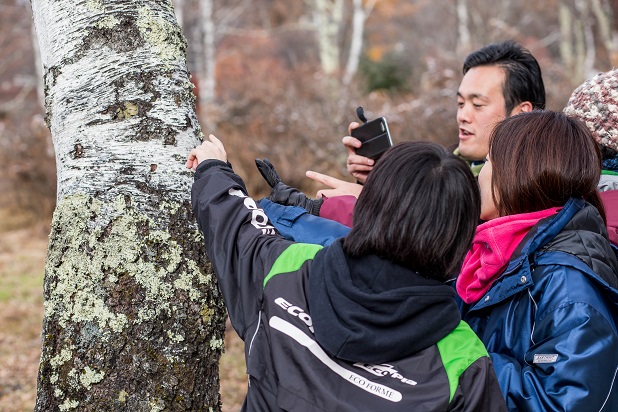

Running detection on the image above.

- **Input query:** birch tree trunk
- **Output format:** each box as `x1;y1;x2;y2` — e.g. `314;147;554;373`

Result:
559;0;587;84
590;0;618;66
31;0;226;410
313;0;344;75
199;0;216;107
343;0;375;85
456;0;471;56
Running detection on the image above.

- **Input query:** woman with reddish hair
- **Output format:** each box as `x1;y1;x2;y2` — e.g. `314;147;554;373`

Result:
457;110;618;411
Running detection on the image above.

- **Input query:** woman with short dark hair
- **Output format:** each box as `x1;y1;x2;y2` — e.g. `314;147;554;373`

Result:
188;137;506;411
457;110;618;411
344;141;481;281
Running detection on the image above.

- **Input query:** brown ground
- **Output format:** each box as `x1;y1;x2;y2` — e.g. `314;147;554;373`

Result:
0;209;246;412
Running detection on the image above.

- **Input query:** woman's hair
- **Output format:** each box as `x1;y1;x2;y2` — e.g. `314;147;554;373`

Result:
343;141;480;281
489;110;605;221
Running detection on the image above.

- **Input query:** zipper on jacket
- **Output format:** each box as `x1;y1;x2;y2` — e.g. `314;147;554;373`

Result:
527;289;538;346
599;365;618;411
247;311;262;388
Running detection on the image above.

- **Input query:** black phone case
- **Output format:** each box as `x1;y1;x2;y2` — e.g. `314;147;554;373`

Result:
352;117;393;160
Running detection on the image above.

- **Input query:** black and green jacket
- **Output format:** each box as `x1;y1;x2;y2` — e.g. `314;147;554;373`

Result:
191;160;506;412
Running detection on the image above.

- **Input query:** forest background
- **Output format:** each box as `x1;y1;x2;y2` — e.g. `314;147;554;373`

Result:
1;0;618;410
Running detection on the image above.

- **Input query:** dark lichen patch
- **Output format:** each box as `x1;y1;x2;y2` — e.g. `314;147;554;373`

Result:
112;71;163;103
135;117;178;146
123;194;132;209
43;66;63;128
163;134;176;146
167;201;203;258
97;220;114;243
80;17;145;54
73;143;85;159
101;100;153;121
118;166;138;177
45;66;62;89
106;272;143;321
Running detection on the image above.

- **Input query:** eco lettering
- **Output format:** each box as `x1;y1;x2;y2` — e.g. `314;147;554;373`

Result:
229;188;276;234
274;297;314;333
348;373;399;400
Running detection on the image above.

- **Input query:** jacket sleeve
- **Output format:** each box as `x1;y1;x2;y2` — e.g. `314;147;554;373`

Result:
319;196;356;227
191;160;293;340
600;190;618;246
259;198;351;246
490;265;618;411
454;357;507;411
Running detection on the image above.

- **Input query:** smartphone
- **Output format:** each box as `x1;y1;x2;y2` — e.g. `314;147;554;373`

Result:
351;116;393;160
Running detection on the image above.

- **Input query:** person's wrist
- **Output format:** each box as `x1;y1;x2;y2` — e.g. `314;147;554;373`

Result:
309;197;324;216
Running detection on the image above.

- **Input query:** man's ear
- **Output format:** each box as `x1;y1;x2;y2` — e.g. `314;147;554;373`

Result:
512;101;533;114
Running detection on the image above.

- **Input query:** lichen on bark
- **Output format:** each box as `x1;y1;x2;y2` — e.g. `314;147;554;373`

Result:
37;192;226;410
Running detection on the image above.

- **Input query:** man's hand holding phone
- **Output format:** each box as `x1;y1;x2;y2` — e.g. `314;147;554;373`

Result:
342;124;375;184
343;107;393;184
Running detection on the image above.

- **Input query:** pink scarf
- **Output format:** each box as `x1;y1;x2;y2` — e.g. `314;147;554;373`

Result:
456;207;561;304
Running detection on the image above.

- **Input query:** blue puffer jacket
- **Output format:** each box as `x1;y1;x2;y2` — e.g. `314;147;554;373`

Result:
459;198;618;411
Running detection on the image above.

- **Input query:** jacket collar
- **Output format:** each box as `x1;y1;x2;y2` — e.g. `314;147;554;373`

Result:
469;198;618;310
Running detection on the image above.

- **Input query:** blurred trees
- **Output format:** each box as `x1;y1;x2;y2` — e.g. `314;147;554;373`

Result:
2;0;618;219
558;0;618;84
0;0;56;222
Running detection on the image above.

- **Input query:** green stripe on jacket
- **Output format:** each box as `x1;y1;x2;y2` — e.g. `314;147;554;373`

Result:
437;320;489;402
264;243;323;288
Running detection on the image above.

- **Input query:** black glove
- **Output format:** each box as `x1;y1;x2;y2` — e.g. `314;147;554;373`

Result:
255;158;324;216
255;158;281;187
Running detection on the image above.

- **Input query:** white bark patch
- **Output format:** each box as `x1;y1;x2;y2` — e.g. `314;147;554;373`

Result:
33;0;200;206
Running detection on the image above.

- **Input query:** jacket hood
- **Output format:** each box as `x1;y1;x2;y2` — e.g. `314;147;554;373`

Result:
544;199;618;287
307;239;460;364
509;198;618;288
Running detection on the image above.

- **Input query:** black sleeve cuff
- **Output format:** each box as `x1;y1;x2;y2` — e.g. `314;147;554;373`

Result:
194;159;233;181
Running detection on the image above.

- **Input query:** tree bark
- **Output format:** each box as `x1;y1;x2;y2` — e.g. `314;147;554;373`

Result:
591;0;618;66
31;0;226;410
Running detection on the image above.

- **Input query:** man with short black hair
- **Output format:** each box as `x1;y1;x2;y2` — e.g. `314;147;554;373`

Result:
261;41;547;228
347;40;545;182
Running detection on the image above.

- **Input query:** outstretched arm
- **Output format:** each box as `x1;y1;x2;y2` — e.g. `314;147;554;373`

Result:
305;170;363;199
188;135;293;339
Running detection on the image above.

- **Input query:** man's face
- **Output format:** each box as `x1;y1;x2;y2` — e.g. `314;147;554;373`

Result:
456;65;508;161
